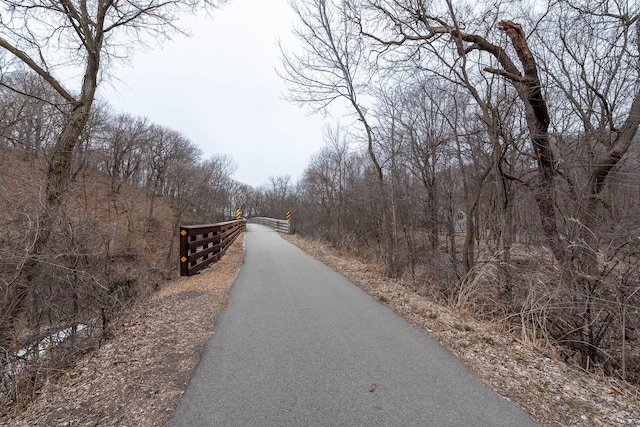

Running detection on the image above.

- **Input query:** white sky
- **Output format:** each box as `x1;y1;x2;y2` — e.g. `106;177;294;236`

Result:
98;0;329;188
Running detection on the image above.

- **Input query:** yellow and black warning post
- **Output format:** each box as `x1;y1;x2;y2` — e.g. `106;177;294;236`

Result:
236;208;241;220
286;210;291;222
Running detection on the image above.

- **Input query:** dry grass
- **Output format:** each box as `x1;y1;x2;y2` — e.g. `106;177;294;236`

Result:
0;149;182;414
1;233;245;427
283;234;640;427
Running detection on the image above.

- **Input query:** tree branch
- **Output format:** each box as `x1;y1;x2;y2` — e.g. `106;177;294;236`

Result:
589;89;640;195
0;37;76;104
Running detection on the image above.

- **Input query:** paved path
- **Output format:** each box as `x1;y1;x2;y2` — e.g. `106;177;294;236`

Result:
172;224;536;426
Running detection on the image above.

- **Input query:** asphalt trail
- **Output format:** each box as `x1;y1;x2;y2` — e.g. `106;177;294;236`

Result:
172;223;537;426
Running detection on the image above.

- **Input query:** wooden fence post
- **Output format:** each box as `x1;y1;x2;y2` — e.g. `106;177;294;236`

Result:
180;227;189;277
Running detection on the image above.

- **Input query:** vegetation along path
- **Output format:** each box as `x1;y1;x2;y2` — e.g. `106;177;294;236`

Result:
172;223;536;426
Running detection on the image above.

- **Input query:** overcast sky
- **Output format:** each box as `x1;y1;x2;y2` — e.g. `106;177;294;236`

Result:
98;0;330;188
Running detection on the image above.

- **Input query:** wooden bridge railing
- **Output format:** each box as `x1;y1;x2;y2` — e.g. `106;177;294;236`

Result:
179;219;246;276
249;217;291;234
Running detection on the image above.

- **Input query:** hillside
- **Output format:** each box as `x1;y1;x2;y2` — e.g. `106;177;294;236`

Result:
0;148;181;416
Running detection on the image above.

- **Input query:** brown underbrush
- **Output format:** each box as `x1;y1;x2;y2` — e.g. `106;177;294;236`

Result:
0;148;178;417
283;234;640;427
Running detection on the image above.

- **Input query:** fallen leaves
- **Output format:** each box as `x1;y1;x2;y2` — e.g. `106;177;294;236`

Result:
3;235;245;427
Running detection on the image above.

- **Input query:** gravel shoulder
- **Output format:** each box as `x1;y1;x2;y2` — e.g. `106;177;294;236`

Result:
3;231;639;427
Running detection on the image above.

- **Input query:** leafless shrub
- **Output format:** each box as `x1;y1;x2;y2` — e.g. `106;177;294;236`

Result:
0;157;177;413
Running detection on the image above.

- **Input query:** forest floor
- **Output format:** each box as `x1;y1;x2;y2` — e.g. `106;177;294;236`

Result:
3;232;640;427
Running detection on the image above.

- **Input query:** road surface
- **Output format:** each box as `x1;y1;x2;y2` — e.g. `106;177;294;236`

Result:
172;223;537;426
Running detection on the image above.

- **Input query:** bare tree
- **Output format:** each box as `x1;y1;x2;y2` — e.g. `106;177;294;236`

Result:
277;0;640;378
352;0;640;265
144;125;201;231
0;0;224;364
281;0;400;273
266;175;293;218
297;125;353;240
196;154;238;221
98;113;151;194
0;70;64;159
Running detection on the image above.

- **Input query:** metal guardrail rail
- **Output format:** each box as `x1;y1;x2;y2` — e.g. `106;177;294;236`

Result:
250;217;291;234
179;219;246;276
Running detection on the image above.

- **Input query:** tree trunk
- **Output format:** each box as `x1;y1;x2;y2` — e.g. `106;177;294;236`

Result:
0;51;99;363
496;21;567;262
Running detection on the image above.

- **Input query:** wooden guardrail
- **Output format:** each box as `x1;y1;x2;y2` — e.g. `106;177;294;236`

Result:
250;217;291;234
179;219;246;276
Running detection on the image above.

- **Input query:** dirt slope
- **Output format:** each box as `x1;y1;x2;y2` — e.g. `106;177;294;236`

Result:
2;236;245;427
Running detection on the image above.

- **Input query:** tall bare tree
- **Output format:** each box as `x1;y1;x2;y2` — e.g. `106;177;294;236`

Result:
281;0;400;274
0;0;224;363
